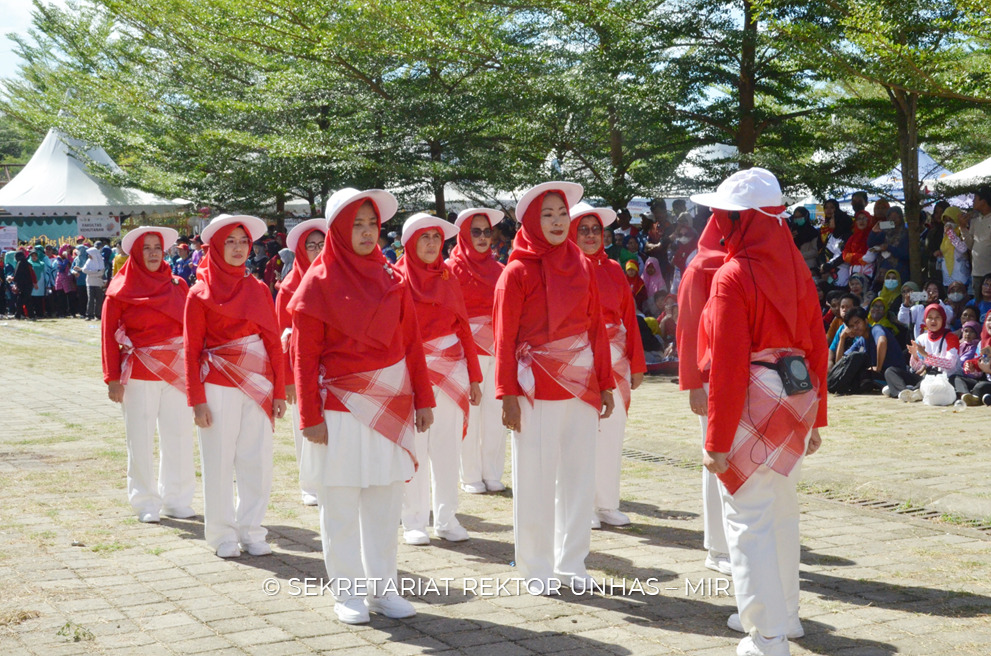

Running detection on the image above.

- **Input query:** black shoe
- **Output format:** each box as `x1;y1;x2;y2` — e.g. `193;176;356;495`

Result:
983;394;991;406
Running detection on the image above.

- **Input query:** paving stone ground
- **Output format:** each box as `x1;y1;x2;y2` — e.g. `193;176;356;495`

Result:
1;319;990;656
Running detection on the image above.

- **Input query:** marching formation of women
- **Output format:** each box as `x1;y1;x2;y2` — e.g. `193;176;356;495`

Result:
101;172;825;656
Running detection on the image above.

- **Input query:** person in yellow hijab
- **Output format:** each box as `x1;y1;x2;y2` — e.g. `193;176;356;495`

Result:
940;207;971;287
878;269;902;310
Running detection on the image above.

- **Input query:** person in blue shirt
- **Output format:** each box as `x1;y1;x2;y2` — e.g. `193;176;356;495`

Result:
838;306;906;391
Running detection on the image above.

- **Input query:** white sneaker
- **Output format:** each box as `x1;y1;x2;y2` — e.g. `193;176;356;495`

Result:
461;481;487;494
728;613;804;639
334;597;370;624
138;511;160;523
881;385;891;397
366;593;416;619
524;578;559;596
161;506;195;519
403;529;430;545
435;524;469;542
595;508;631;526
301;493;319;506
483;479;506;492
737;631;790;656
705;551;733;575
216;542;241;559
240;541;272;556
591;516;602;529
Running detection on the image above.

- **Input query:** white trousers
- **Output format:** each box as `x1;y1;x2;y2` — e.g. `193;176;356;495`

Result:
720;441;806;638
402;391;463;532
699;413;729;554
460;355;506;484
594;399;626;511
512;398;597;582
121;379;195;515
290;403;318;499
318;482;403;600
197;383;273;549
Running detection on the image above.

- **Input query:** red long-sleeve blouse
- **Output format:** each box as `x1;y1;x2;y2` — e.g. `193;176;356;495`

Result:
102;291;187;384
593;258;646;375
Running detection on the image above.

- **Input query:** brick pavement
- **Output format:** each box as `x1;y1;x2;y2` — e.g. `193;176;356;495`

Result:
1;320;990;655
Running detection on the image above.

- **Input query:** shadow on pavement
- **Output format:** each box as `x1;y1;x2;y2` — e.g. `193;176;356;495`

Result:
802;570;991;617
618;500;700;522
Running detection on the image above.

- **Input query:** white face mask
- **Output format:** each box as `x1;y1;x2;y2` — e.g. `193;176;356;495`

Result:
949;292;965;302
676;236;690;244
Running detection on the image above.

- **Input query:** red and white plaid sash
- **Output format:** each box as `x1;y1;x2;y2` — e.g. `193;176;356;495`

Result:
423;334;470;439
719;348;819;495
200;334;275;427
516;332;600;411
606;323;632;412
469;315;495;357
115;326;185;394
319;359;418;471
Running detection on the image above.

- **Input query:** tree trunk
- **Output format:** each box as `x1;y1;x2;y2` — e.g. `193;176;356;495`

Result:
608;102;625;207
429;140;446;218
890;87;922;283
736;0;758;163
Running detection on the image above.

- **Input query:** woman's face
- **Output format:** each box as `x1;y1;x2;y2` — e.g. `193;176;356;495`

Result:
887;209;904;227
575;215;602;256
962;307;978;325
824;203;836;219
985;312;991;335
982;277;991;301
223;227;251;267
926;284;940;303
603;230;613;247
303;230;325;264
963;327;978;342
849;278;863;295
352;202;379;256
142;234;163;271
646;262;657;275
626;235;639;251
924;309;944;333
855;215;869;230
470;215;492;254
869;300;885;322
415;228;443;264
540;193;569;246
886;271;898;283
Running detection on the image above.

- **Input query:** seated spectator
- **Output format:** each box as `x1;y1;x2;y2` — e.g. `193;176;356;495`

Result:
848;274;871;308
867;296;904;341
625;260;648;309
883;304;960;401
823;289;843;334
641;257;666;311
657;294;678;344
955;313;991;405
835;306;905;392
603;227;621;261
842;209;874;280
946;280;970;331
788;207;820;274
669;217;698;293
645;289;668;317
828;293;860;368
898;280;953;339
877;269;902;315
171;241;193;284
821;199;853;287
954;306;978;337
872;207;910;283
940;207;971;288
968;276;991;322
637;314;664;362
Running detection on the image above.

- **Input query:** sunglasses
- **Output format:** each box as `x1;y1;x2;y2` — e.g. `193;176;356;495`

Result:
576;225;603;236
470;228;493;238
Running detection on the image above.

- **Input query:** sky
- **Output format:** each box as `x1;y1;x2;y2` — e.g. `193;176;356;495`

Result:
0;0;69;81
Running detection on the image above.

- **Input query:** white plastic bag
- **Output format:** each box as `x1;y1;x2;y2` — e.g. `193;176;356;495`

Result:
920;373;955;407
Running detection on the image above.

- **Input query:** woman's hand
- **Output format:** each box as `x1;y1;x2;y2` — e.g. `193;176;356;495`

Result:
631;372;644;390
273;399;287;419
502;395;521;432
703;451;729;474
469;382;482;406
980;357;991;375
193;403;213;428
284;384;296;406
689;387;707;416
415;407;434;433
302;421;328;444
107;381;124;403
600;390;615;419
806;428;822;455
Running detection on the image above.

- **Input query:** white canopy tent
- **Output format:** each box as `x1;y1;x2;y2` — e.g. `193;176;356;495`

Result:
937;154;991;190
0;128;187;218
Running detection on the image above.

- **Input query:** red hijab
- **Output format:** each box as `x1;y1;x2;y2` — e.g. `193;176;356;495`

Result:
981;315;991;350
105;232;187;322
923;303;952;343
447;214;503;294
288;199;404;349
188;223;277;334
279;227;324;301
571;212;623;317
692;215;727;277
509;191;591;335
395;227;471;336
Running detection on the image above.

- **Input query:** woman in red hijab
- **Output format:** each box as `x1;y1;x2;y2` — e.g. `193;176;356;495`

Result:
569;202;645;529
102;226;194;524
289;188;435;625
274;218;326;507
494;181;614;595
691;169;827;655
447;207;507;494
675;217;732;577
184;214;287;560
396;213;483;545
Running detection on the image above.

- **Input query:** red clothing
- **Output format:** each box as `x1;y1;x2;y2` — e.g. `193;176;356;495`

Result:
102;292;187;383
275;285;294;381
591;258;646;375
493;257;613;400
677;219;725;390
699;209;828;453
447;218;504;319
183;295;286;407
842;224;870;266
292;283;435;428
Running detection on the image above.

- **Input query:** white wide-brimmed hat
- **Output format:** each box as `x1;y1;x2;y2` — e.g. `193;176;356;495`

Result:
515;181;584;222
455;207;505;229
121;226;179;255
200;214;267;244
569;201;617;227
401;213;459;246
286;218;328;252
690;168;785;217
326;187;398;227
